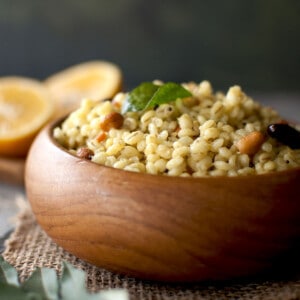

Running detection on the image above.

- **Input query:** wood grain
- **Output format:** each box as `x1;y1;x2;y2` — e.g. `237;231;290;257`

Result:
0;157;25;185
25;120;300;282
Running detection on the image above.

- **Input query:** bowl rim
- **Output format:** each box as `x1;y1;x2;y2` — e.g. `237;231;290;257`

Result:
45;116;300;181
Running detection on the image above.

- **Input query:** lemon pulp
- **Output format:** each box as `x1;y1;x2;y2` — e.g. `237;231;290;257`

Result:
45;61;123;117
0;77;54;157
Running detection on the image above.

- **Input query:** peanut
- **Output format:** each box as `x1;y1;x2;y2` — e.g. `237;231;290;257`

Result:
236;131;265;155
100;112;124;131
76;147;94;160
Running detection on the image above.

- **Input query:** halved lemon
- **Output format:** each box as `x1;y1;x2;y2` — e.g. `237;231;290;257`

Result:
0;77;54;157
45;61;123;118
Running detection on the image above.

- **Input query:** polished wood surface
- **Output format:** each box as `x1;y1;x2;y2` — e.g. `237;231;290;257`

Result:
0;157;25;186
25;119;300;282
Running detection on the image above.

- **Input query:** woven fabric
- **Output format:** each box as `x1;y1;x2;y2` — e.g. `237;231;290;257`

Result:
3;199;300;300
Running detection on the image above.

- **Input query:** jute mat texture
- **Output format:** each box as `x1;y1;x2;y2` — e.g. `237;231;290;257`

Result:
3;198;300;300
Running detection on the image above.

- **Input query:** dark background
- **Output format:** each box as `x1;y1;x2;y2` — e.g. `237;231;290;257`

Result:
0;0;299;93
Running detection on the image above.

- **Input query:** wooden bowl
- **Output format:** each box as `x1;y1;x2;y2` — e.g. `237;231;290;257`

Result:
25;118;300;282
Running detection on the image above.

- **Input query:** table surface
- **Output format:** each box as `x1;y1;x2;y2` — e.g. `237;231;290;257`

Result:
0;93;299;242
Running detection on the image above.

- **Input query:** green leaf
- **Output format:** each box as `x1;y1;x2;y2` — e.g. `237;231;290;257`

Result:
0;282;30;300
60;262;89;300
0;255;19;286
22;268;59;300
25;292;44;300
96;289;130;300
121;81;192;113
0;256;129;300
61;262;129;300
122;82;159;113
145;82;192;110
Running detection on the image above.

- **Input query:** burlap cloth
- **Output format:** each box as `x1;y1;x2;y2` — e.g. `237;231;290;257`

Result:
3;197;300;300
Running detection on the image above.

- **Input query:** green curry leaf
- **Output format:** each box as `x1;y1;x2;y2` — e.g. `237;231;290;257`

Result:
145;82;192;110
121;82;159;113
122;82;192;113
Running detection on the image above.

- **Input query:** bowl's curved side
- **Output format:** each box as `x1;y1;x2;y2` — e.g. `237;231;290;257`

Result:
25;121;300;282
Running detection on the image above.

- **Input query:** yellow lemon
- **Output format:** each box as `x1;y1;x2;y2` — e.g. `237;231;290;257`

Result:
45;61;123;117
0;77;54;157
